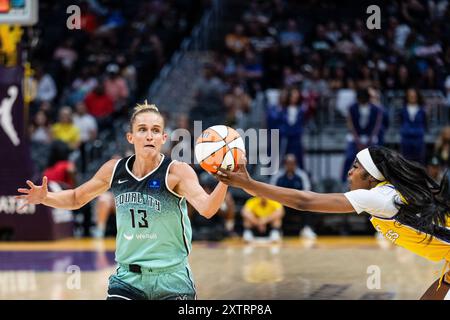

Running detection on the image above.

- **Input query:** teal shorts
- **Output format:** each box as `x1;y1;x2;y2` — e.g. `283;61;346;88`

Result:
107;261;196;300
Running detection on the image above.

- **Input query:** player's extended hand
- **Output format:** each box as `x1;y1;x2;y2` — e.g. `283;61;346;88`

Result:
213;156;252;189
15;176;48;210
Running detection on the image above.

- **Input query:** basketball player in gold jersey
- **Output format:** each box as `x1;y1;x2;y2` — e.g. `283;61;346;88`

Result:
215;146;450;300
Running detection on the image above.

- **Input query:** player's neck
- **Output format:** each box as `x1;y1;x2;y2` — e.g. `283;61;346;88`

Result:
132;153;163;178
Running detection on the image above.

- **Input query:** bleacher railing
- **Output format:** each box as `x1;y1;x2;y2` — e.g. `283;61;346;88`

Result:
261;88;449;187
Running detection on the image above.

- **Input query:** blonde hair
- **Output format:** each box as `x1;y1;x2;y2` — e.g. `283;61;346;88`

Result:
129;100;164;131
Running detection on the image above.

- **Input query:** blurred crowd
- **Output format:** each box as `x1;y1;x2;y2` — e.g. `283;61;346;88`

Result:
23;0;209;237
182;0;450;239
19;0;450;240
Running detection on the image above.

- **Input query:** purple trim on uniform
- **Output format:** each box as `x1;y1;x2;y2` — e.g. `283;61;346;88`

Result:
0;251;116;271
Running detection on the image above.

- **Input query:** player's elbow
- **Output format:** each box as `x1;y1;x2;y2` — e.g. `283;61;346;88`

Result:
72;199;83;210
199;208;217;219
72;190;85;210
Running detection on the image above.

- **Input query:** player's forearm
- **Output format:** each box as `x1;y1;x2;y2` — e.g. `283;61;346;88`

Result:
42;190;81;210
243;188;257;196
201;182;228;218
246;179;306;211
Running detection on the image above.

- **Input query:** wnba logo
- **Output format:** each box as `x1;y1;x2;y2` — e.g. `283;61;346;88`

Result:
0;86;20;146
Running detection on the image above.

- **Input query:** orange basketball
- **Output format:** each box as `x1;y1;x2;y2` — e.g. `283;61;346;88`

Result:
195;125;246;174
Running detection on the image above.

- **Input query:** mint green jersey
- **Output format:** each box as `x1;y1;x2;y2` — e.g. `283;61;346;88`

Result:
109;154;192;269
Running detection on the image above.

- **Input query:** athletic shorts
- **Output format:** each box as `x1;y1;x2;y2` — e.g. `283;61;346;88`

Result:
107;262;196;300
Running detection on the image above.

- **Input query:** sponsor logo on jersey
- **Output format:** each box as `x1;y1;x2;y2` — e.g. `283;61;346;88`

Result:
123;233;157;241
118;179;128;184
148;179;160;189
123;233;134;240
135;233;157;240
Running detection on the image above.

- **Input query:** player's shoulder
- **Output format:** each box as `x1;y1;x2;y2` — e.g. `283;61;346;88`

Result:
97;158;122;177
371;182;397;197
168;160;196;176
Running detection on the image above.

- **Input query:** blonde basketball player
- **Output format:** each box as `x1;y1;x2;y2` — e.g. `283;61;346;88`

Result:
215;146;450;300
16;102;228;300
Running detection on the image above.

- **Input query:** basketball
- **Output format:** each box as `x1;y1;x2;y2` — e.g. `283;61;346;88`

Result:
195;125;246;174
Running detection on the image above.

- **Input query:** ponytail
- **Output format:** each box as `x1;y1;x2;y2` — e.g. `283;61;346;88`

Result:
369;146;449;236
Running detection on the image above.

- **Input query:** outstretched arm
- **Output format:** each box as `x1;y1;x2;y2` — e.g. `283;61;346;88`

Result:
170;162;228;218
16;159;118;210
215;161;355;213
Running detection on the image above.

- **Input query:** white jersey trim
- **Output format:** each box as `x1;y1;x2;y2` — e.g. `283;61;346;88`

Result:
125;154;165;182
178;197;191;255
165;160;184;199
107;294;131;300
109;158;122;188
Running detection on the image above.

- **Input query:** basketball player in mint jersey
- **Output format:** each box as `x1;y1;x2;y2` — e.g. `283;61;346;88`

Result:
17;102;229;300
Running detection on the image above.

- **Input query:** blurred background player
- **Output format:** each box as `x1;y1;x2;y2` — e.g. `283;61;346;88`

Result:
270;153;316;239
241;196;284;242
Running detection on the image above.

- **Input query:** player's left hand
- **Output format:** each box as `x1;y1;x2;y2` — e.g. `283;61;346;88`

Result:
213;156;252;189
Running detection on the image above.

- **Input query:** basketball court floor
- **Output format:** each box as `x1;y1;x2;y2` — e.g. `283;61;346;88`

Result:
0;237;444;300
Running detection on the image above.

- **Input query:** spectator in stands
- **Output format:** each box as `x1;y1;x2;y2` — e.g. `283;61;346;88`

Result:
223;85;252;127
116;54;137;98
241;196;284;242
399;88;427;164
279;88;307;169
270;154;316;239
191;63;227;128
189;172;236;241
434;126;450;168
279;19;303;53
67;66;98;106
53;38;78;72
225;23;249;57
368;86;389;146
42;140;76;189
427;155;444;183
328;66;355;90
51;106;81;150
342;89;384;182
243;48;264;96
30;110;52;145
73;101;98;174
396;65;413;90
34;66;57;106
103;63;129;111
84;83;114;129
302;67;330;99
79;1;99;34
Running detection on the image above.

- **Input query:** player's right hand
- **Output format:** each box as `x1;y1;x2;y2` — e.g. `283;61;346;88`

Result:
16;176;48;210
